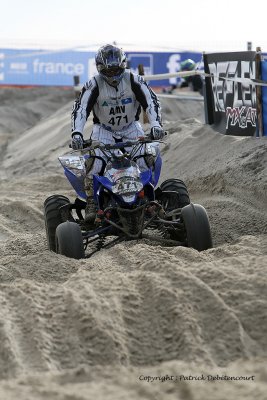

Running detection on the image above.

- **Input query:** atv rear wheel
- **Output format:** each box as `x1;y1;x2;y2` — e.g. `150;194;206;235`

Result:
160;179;190;210
181;203;213;251
44;195;70;252
56;221;85;259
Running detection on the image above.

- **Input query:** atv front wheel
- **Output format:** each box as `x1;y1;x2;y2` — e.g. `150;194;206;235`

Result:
56;221;85;259
160;179;190;210
44;195;70;252
181;203;213;251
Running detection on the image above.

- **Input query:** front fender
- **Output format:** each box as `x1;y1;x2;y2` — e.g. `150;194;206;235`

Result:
140;169;153;185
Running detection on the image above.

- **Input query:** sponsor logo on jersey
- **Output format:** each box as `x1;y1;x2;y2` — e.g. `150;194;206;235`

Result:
121;97;132;105
101;100;120;106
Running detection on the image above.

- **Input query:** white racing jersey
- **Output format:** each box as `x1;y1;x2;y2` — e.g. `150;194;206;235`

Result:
71;71;162;133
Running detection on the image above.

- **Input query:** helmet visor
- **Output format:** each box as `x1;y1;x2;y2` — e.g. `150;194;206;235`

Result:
99;65;124;77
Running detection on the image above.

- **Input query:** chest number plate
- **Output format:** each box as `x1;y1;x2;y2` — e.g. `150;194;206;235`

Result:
108;105;128;126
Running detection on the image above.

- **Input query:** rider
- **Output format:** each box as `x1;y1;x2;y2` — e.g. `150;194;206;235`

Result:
179;58;203;95
166;59;203;95
71;44;164;223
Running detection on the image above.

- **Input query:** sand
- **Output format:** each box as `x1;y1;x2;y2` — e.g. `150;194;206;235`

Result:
0;86;266;399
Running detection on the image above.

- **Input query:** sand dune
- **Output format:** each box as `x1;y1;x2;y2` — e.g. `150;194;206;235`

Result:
0;87;266;399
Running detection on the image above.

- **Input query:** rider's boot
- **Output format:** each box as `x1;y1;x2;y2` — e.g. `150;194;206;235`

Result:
85;197;96;223
84;177;96;224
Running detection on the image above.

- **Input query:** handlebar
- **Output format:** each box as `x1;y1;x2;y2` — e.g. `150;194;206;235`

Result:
69;136;165;152
89;138;158;150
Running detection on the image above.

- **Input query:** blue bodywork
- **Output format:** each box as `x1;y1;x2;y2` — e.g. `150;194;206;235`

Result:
60;144;162;207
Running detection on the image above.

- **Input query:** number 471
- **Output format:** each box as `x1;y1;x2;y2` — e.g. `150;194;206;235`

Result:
108;115;128;126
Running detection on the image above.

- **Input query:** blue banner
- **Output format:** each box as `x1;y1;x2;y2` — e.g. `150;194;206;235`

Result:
0;47;202;87
127;51;203;87
0;48;96;86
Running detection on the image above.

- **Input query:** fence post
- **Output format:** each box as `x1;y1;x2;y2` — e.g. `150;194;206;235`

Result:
255;47;263;137
73;75;80;99
203;52;214;125
138;64;149;124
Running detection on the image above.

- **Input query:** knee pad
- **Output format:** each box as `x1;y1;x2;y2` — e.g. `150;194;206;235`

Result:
144;143;157;168
144;154;156;168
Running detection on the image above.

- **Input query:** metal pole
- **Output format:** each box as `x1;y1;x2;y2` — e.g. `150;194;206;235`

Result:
255;47;263;137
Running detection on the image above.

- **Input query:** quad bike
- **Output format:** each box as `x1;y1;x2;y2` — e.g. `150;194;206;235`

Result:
44;138;213;259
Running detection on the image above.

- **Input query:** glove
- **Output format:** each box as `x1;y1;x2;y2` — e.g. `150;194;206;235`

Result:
71;132;84;150
150;126;164;140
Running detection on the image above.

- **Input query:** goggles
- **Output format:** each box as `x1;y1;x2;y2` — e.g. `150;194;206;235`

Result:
99;65;123;77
